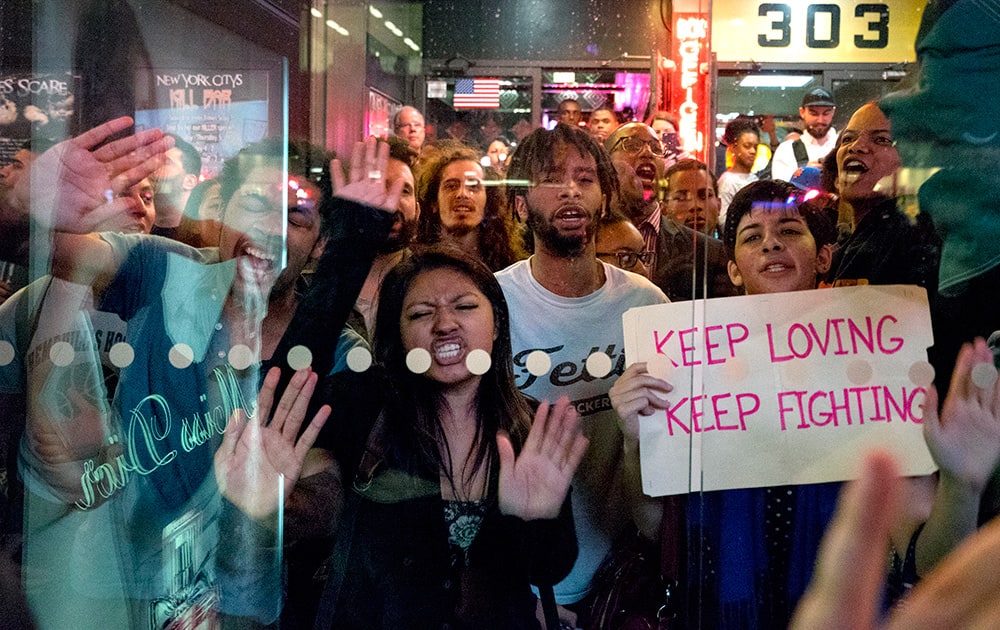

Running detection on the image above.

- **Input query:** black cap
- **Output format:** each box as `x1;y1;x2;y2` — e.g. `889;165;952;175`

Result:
801;87;835;108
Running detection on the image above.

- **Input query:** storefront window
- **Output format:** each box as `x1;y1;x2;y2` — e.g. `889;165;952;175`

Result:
0;1;993;628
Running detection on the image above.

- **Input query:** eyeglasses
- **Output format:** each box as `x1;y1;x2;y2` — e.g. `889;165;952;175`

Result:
597;250;654;269
611;136;664;157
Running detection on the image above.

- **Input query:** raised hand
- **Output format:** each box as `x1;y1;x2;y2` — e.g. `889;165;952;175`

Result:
330;136;404;213
15;116;172;233
791;449;1000;630
214;366;331;520
923;337;1000;493
497;397;588;521
609;362;673;445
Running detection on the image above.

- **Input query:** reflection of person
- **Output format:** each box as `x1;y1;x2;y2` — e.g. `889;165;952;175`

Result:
611;180;841;628
821;102;941;296
30;137;395;627
417;142;522;271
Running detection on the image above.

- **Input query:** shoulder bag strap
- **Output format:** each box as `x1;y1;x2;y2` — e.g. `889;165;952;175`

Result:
792;139;809;167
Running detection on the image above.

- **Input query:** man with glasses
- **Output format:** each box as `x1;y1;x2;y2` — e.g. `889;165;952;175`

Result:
393;105;426;154
605;123;736;301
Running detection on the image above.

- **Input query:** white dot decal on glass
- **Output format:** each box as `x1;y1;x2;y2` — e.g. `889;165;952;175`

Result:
908;361;935;388
846;360;872;385
229;344;255;370
50;341;75;367
346;346;373;373
466;349;491;375
109;342;135;368
169;343;194;369
406;347;431;374
287;345;313;371
525;350;551;377
646;354;674;381
585;352;612;378
0;341;14;367
972;362;998;390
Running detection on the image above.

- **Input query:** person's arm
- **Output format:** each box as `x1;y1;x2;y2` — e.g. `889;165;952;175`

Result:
791;447;1000;630
609;362;674;540
910;338;1000;576
270;138;400;382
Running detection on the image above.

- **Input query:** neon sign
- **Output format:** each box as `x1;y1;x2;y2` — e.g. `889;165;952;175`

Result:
673;15;709;160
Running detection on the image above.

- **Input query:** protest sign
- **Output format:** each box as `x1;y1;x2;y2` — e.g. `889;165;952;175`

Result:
622;285;937;496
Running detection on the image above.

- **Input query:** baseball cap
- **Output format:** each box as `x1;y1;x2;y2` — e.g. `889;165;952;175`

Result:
801;87;835;108
790;166;822;191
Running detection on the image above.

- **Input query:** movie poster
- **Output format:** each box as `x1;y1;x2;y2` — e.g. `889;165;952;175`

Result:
0;72;79;166
134;69;271;178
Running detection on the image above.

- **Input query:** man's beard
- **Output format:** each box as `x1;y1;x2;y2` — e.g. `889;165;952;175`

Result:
526;205;594;258
378;213;417;254
806;123;830;140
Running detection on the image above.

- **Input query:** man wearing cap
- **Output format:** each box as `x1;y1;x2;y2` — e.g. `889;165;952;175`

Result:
771;87;838;182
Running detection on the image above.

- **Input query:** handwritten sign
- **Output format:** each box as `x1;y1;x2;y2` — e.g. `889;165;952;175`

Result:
622;285;937;496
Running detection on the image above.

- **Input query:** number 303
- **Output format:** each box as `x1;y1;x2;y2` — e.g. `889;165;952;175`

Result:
758;3;889;49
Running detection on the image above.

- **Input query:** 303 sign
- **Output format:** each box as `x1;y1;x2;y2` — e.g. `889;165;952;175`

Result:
711;0;921;64
759;3;888;49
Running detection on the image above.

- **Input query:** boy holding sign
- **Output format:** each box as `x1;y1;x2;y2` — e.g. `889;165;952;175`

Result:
611;180;845;628
613;180;1000;627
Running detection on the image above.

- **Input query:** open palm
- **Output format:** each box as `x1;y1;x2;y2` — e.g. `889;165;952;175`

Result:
497;397;588;521
214;367;330;520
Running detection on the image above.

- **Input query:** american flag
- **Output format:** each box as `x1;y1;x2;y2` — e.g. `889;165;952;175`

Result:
453;78;500;109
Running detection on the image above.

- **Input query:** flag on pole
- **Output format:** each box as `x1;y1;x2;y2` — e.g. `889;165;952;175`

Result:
453;78;500;109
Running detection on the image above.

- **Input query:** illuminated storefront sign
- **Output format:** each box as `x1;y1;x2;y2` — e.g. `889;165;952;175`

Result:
712;0;924;63
672;13;709;160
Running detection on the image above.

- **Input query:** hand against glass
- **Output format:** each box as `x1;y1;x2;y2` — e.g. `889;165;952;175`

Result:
609;362;673;445
791;448;1000;630
497;396;588;521
214;367;331;520
923;337;1000;493
16;116;172;233
330;136;404;214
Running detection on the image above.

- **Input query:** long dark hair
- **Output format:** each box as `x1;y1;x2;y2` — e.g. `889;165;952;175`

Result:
416;142;523;271
373;246;533;491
